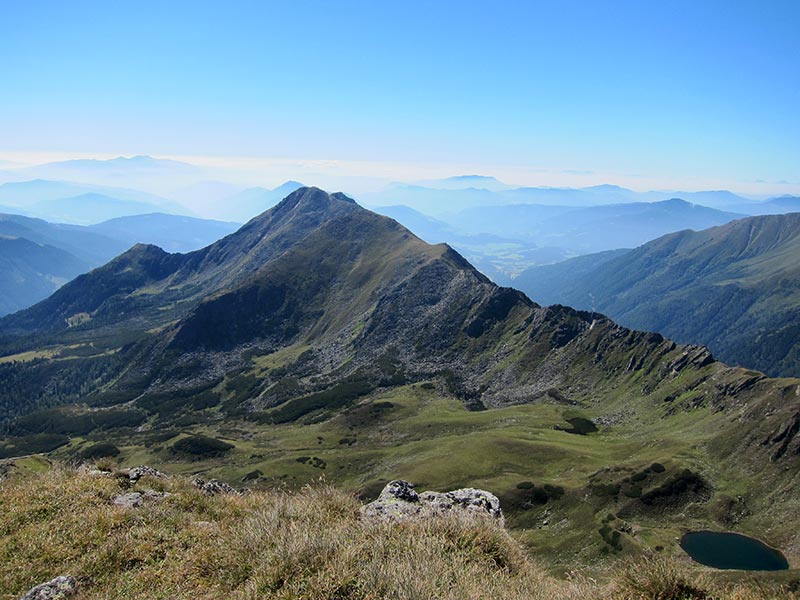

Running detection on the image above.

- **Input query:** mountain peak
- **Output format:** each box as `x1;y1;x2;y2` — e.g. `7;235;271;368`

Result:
273;187;358;215
658;197;692;207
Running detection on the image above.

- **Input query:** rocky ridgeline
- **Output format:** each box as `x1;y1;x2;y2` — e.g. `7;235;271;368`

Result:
362;480;504;524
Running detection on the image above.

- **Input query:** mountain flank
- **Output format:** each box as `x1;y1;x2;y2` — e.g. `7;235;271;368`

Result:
514;212;800;377
0;237;88;315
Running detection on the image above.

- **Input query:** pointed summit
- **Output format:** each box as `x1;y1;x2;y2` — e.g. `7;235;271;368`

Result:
271;187;358;215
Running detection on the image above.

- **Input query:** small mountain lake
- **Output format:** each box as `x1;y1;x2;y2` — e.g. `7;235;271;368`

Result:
680;531;789;571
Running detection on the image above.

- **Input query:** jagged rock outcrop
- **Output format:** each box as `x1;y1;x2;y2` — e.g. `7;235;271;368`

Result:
19;576;77;600
362;480;503;524
763;411;800;462
127;465;168;483
192;477;242;496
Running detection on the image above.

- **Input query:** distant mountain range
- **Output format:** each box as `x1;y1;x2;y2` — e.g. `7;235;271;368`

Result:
214;181;305;222
0;212;241;316
371;198;747;277
412;175;513;191
0;179;170;207
359;181;767;214
0;161;797;281
0;237;89;316
32;193;174;226
3;155;203;197
0;214;128;266
444;198;745;254
90;213;240;254
0;179;185;224
19;154;199;176
514;212;800;377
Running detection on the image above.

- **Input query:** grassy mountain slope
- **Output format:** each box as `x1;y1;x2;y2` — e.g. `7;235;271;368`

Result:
514;213;800;377
0;189;798;571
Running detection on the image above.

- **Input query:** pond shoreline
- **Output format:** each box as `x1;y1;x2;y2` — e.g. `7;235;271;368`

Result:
680;529;790;571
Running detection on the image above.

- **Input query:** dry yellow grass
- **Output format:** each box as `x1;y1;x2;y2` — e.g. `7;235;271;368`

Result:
0;467;794;600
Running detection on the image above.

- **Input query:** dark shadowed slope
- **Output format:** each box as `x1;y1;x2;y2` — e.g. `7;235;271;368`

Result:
0;237;89;315
0;213;128;265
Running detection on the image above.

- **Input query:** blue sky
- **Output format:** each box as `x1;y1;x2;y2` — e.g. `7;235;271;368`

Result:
2;0;799;192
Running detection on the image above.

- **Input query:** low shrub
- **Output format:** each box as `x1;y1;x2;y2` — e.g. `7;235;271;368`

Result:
171;435;234;457
613;554;710;599
80;442;120;460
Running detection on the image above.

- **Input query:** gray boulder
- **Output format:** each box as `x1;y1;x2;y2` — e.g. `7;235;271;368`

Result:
192;477;242;496
362;480;423;520
420;488;503;520
112;489;169;509
128;465;167;483
113;492;143;509
381;479;419;502
19;575;77;600
362;480;504;524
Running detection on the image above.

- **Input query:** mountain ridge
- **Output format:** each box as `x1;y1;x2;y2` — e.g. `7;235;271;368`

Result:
1;187;792;422
0;188;798;568
514;212;800;376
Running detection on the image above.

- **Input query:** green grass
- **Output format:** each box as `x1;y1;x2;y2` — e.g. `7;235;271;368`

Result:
31;382;796;575
0;467;796;599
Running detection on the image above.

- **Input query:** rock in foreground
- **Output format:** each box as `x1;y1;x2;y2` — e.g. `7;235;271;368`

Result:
362;480;503;524
19;575;77;600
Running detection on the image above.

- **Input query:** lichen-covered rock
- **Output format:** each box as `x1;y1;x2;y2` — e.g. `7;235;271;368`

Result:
19;575;77;600
381;479;419;502
422;488;504;521
112;489;169;509
192;477;242;496
128;465;168;483
362;480;422;520
113;492;143;509
77;463;111;478
362;480;504;524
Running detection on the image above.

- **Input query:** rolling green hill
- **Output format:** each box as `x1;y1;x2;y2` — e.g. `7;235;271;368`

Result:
514;213;800;378
0;188;798;571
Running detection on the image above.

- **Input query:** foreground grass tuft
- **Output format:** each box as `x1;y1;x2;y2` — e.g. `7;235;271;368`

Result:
0;467;795;599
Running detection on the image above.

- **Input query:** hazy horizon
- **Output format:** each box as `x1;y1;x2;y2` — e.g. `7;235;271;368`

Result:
3;1;798;198
0;151;797;201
